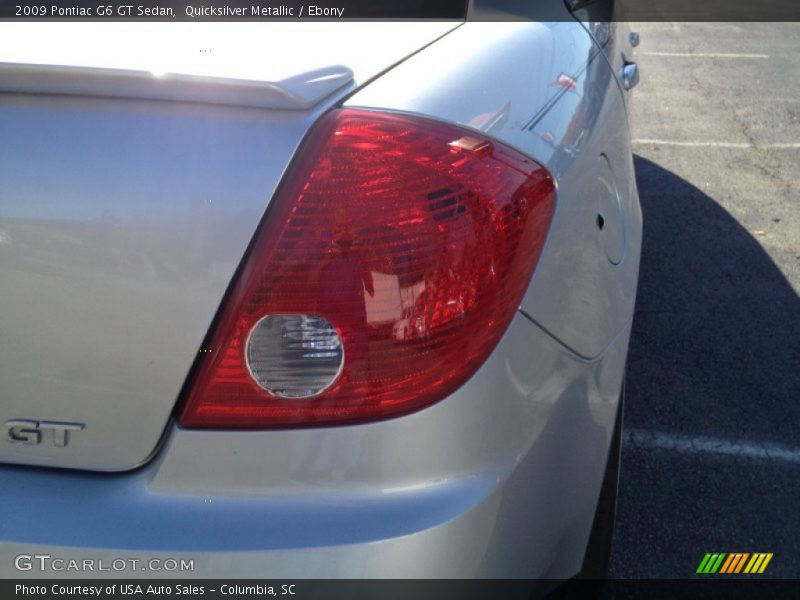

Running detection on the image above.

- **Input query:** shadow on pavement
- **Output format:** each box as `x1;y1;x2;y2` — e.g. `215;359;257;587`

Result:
610;155;800;578
624;154;799;443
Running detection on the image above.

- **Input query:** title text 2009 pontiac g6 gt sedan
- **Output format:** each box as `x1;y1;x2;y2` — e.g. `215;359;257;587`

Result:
0;6;641;580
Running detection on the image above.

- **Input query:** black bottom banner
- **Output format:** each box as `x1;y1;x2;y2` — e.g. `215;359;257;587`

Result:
5;579;800;600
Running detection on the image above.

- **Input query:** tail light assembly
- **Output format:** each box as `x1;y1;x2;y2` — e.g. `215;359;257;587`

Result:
179;108;556;428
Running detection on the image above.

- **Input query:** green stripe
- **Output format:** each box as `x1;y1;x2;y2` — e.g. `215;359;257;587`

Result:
710;553;727;573
705;554;720;573
696;553;713;573
701;554;719;573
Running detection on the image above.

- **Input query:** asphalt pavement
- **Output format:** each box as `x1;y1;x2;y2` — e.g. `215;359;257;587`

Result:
609;22;800;579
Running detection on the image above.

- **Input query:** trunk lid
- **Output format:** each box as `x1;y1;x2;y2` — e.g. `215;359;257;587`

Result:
0;22;459;471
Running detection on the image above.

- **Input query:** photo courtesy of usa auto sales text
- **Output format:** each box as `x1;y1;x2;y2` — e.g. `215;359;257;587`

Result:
15;584;299;596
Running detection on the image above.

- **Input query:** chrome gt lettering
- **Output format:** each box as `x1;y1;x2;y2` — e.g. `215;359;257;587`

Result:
4;420;84;447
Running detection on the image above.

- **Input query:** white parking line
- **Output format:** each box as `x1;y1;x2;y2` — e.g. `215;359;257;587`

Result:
623;428;800;465
638;52;769;59
632;139;800;149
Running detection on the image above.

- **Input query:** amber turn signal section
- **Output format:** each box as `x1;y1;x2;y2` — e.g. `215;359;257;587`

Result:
180;109;555;428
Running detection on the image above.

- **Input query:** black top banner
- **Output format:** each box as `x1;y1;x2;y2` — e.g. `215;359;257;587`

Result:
2;0;800;21
3;0;463;20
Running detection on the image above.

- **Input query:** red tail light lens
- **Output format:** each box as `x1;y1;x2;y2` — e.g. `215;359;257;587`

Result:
179;109;555;428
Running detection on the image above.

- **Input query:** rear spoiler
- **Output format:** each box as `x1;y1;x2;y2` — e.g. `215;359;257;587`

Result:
0;62;353;110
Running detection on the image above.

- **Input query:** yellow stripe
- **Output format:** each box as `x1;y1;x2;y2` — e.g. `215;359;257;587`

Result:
757;553;773;574
731;552;750;573
744;554;759;573
750;554;766;573
719;554;736;574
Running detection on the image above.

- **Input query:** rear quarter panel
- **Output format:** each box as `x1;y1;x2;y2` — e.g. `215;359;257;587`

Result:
345;21;642;360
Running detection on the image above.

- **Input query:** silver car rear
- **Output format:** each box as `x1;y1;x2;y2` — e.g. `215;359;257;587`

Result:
0;16;640;579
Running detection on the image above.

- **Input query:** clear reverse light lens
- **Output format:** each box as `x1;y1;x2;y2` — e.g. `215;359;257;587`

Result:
246;314;343;398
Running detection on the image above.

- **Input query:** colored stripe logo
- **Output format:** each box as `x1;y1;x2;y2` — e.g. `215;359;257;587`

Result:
697;552;773;574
